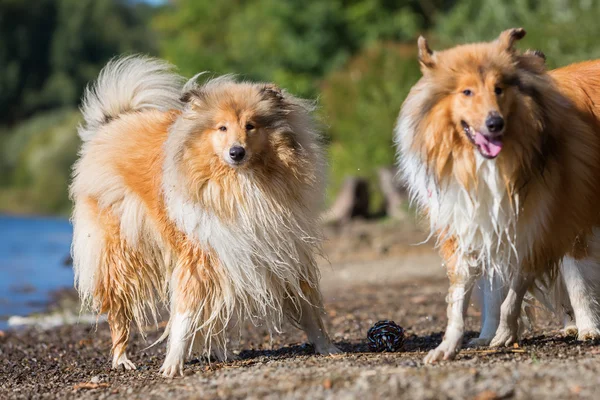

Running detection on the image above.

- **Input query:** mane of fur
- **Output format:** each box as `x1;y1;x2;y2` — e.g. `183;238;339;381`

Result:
160;75;326;355
70;56;326;359
395;47;600;282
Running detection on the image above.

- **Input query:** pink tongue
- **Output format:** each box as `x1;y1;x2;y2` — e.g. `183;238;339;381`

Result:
474;131;503;157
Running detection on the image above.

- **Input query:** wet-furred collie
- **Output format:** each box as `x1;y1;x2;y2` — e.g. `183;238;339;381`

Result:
395;28;600;363
70;56;340;377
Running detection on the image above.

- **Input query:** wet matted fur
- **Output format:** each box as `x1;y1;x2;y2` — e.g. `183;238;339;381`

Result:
70;56;340;377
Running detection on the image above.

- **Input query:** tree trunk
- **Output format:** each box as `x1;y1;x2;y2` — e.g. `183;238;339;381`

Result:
378;166;408;220
322;177;370;224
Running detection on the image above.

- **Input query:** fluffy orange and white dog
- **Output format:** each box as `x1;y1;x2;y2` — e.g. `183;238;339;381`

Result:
395;28;600;363
70;56;340;377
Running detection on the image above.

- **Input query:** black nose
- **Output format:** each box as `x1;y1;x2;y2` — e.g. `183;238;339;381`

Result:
229;146;246;162
485;114;505;133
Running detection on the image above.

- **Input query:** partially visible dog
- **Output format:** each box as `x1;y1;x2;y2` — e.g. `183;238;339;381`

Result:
70;56;340;377
395;28;600;363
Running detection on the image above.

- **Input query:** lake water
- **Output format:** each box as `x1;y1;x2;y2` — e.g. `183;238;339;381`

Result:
0;215;73;330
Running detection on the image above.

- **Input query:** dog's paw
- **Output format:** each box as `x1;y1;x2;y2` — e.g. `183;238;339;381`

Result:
423;340;459;364
578;327;600;341
489;324;518;347
314;342;343;355
466;337;492;348
112;353;137;371
563;325;578;337
160;359;184;378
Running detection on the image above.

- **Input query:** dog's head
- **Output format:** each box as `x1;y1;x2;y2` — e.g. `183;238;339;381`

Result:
168;76;322;206
416;28;543;160
178;79;295;169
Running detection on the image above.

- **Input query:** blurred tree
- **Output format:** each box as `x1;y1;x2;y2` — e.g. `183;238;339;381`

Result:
0;0;157;214
320;43;420;208
0;0;157;125
7;0;600;216
154;0;449;96
0;0;55;124
0;108;81;215
433;0;600;68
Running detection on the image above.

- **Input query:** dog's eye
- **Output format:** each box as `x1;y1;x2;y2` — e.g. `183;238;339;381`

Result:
462;89;473;96
494;87;503;95
245;123;255;131
218;126;227;132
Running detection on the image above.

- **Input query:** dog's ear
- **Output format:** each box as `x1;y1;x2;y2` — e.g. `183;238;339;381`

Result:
180;91;194;103
180;88;206;105
261;84;285;102
498;28;526;52
417;36;436;73
525;49;546;62
519;49;547;73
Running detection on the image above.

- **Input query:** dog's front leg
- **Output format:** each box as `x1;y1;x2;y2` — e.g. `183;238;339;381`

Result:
490;270;533;347
288;281;341;355
160;259;206;378
424;265;478;363
160;309;193;378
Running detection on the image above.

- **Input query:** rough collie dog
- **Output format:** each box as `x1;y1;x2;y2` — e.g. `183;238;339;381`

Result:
70;56;340;377
395;28;600;363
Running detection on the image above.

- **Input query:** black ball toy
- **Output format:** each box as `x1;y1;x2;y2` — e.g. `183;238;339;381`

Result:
367;320;404;352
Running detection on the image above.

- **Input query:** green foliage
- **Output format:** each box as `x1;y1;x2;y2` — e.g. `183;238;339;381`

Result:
153;0;441;96
0;0;157;125
4;0;600;216
321;43;420;207
433;0;600;68
0;110;81;215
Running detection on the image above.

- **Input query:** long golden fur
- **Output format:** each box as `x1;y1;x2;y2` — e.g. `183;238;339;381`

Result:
70;56;339;377
396;29;600;363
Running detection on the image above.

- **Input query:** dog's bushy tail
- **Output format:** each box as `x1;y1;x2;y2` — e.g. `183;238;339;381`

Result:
78;55;184;141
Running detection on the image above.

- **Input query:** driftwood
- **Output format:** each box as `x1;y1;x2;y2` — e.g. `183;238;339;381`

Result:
323;166;408;224
377;166;408;220
322;177;370;224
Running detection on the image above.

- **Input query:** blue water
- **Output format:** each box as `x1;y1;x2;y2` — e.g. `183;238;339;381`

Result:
0;215;74;330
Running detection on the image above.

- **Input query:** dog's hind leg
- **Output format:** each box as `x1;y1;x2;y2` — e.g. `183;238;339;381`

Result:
95;248;137;370
562;237;600;341
73;199;137;370
107;306;136;370
549;268;578;337
87;211;138;370
101;243;147;371
490;270;534;347
288;281;341;355
467;274;507;347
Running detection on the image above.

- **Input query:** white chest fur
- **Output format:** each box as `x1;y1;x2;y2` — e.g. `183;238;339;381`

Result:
401;148;520;278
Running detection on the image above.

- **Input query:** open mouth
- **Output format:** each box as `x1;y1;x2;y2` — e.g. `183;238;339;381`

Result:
461;121;503;159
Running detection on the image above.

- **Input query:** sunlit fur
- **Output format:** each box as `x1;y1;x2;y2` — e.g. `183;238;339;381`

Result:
70;56;337;377
396;29;600;362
